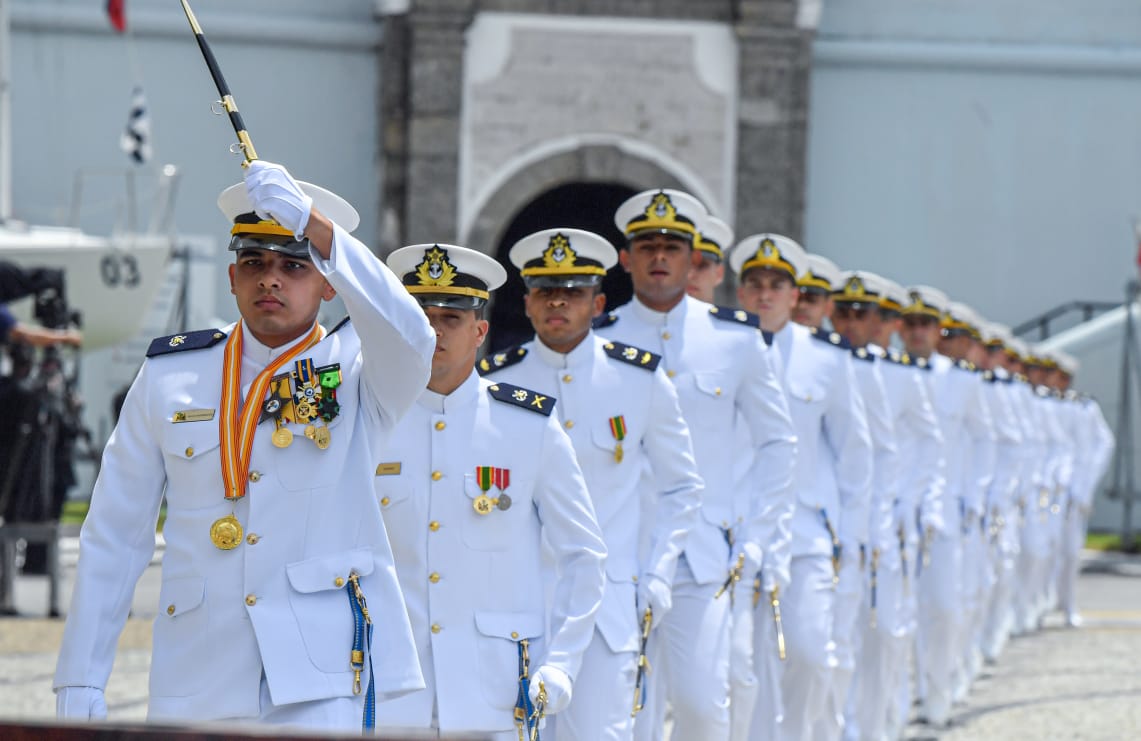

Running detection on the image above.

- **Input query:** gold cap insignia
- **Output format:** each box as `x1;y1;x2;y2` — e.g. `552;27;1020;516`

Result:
844;276;865;297
415;246;457;288
543;233;577;268
647;193;677;221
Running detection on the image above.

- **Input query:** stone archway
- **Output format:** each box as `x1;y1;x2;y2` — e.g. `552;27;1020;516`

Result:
463;144;692;353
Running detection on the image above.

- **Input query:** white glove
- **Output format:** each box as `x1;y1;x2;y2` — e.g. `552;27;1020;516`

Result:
244;160;313;239
636;574;673;628
733;540;764;577
56;686;107;720
529;664;572;715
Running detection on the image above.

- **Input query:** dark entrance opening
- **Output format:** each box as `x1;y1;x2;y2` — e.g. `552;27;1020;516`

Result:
487;182;637;354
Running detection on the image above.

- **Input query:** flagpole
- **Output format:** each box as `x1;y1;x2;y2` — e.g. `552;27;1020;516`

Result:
0;0;12;221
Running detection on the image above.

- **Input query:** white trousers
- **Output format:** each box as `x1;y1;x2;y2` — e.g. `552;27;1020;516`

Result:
776;555;836;741
817;552;864;741
748;592;785;741
844;553;905;741
916;532;961;722
551;630;638;741
729;576;759;741
633;557;731;741
1057;506;1088;618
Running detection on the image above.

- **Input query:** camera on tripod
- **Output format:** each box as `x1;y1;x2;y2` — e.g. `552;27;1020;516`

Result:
30;270;81;331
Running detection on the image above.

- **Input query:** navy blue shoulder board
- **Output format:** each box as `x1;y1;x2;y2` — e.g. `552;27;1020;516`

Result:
592;312;619;330
809;326;852;351
478;345;528;376
487;382;556;416
602;340;661;371
709;305;761;330
147;328;227;358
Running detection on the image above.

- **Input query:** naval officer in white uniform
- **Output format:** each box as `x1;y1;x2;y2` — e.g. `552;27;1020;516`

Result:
825;270;903;741
862;275;947;740
374;243;607;740
728;234;873;741
596;189;796;741
480;228;703;740
900;286;996;727
53;161;433;731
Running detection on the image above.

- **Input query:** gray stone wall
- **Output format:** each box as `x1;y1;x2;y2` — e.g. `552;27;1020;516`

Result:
381;0;812;252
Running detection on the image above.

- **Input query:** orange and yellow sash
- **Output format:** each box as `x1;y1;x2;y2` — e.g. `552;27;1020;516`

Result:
218;322;325;500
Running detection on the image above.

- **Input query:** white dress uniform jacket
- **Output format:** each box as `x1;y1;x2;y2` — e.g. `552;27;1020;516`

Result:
53;227;435;720
771;323;872;558
596;296;795;585
373;370;606;734
868;346;946;541
929;354;997;533
981;371;1024;533
849;349;900;561
480;332;702;652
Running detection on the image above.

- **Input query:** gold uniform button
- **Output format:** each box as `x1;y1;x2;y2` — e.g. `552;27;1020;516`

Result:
431;623;442;634
435;421;446;431
248;470;261;483
715;387;722;396
564;420;574;429
429;572;441;584
184;447;194;458
429;520;440;532
667;370;676;378
562;374;573;383
662;331;672;340
166;604;175;616
246;533;259;545
431;471;443;481
380;497;391;507
334;576;345;587
511;631;519;639
245;594;257;606
632;575;639;583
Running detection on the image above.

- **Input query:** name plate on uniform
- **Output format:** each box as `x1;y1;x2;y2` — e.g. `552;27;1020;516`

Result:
172;409;216;423
376;462;402;476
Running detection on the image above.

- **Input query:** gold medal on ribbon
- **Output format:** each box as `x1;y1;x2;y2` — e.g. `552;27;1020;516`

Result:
473;494;494;515
272;426;293;448
296;401;313;420
315;426;331;450
210;514;243;550
304;424;317;440
608;416;627;464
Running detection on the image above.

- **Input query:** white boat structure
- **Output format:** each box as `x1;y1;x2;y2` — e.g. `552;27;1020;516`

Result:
0;0;174;351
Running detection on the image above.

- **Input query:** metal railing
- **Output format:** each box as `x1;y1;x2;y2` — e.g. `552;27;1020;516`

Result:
1012;300;1121;340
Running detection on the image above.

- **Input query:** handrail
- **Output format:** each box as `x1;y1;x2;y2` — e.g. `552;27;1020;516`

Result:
1012;300;1121;340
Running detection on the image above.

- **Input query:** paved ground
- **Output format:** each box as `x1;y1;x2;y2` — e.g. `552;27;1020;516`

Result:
2;544;1139;738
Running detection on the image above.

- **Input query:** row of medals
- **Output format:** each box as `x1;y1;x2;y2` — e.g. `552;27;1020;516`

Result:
211;368;340;550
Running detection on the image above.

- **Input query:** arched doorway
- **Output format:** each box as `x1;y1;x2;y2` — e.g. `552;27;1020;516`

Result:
487;182;637;353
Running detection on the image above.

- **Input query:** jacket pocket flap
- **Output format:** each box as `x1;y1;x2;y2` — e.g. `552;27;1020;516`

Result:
158;575;206;617
605;558;640;584
160;425;221;460
693;372;727;398
286;547;376;594
474;610;544;641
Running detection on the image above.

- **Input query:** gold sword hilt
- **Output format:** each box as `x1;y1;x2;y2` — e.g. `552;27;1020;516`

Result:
714;552;746;599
